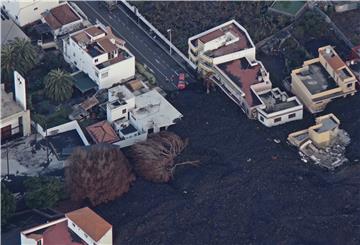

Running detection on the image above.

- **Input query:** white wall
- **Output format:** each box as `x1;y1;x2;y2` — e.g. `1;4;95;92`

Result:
257;107;303;127
34;120;89;146
67;219;97;245
213;47;256;65
21;218;66;245
14;71;27;110
97;229;113;245
1;110;31;136
64;36;135;89
98;55;136;89
113;132;148;148
2;0;59;26
107;103;130;122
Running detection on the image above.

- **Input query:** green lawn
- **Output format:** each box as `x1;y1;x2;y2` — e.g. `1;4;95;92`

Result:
271;1;306;16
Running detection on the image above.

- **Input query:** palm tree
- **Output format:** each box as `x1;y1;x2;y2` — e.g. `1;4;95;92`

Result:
1;45;16;88
10;38;38;74
44;69;73;103
1;38;38;89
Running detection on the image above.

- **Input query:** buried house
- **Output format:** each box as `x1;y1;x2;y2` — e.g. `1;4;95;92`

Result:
288;114;350;169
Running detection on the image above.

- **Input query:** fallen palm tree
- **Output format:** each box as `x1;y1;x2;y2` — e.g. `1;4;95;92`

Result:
128;131;199;183
65;144;135;206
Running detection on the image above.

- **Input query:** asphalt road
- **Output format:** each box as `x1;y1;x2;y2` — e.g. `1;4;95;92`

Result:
74;1;195;91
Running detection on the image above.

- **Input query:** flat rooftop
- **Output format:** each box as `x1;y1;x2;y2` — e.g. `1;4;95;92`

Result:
296;63;338;95
258;91;301;114
42;3;81;30
217;58;263;107
192;21;252;57
315;116;338;133
48;130;85;160
1;86;24;119
132;90;182;124
120;124;138;135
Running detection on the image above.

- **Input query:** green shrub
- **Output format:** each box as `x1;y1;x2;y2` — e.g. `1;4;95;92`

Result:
1;184;16;226
24;177;64;209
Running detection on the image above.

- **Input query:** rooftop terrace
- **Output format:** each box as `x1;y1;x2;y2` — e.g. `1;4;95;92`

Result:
217;58;263;107
258;90;301;114
296;63;338;95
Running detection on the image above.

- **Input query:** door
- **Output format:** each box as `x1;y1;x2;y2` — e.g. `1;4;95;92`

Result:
1;125;12;141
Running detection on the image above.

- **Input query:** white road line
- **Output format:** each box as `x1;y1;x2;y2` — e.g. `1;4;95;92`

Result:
155;59;160;64
83;1;177;89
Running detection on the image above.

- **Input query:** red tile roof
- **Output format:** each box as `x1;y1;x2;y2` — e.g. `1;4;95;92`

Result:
218;58;262;107
85;26;105;37
97;38;118;53
25;220;84;245
199;29;224;43
66;207;112;242
42;3;81;30
319;48;346;71
86;120;120;144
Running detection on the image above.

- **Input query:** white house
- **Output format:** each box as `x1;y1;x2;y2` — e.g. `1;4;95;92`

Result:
20;207;113;245
188;20;256;75
2;0;59;27
189;20;304;126
41;2;83;38
256;88;303;127
63;24;135;89
1;71;31;143
100;80;182;147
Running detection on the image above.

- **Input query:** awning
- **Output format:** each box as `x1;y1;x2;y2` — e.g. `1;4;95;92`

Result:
72;72;98;93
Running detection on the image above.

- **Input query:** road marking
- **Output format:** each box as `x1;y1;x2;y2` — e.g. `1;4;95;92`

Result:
115;3;196;80
155;59;160;64
82;1;177;90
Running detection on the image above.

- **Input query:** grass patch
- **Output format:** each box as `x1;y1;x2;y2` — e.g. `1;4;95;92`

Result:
271;1;306;16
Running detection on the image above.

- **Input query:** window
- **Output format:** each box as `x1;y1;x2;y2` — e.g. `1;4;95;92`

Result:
274;117;281;123
94;58;98;63
259;116;264;122
288;113;296;119
72;222;75;227
347;83;352;88
15;15;18;20
101;72;108;78
95;72;99;78
122;109;127;114
74;61;77;65
33;7;38;10
37;240;42;245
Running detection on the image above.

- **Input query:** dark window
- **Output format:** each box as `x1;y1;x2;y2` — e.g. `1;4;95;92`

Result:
33;7;38;10
122;109;126;114
37;240;42;245
15;15;18;20
347;83;352;88
94;58;98;63
288;113;296;119
74;61;77;65
148;128;154;134
259;116;264;122
274;117;281;123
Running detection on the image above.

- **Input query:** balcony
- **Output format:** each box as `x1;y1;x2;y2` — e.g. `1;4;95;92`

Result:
189;40;198;52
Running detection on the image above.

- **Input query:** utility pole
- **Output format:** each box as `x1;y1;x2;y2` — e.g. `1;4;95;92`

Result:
6;144;10;176
167;28;172;55
45;123;49;166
